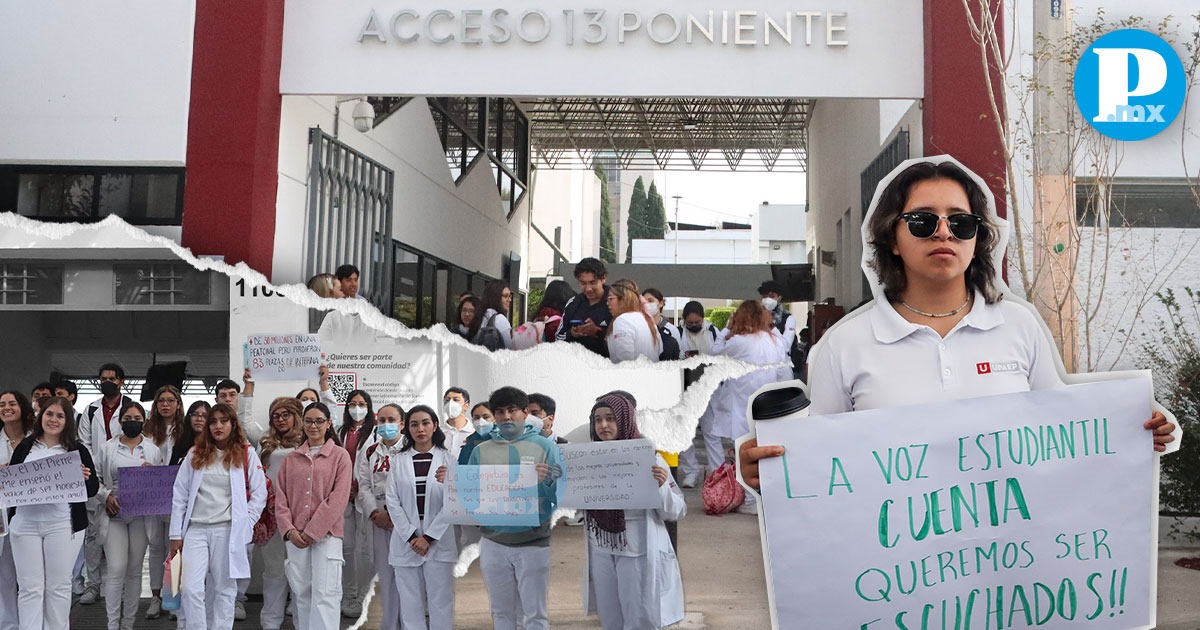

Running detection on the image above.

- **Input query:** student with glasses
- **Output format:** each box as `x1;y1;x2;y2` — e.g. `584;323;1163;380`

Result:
168;403;267;630
142;385;184;619
739;157;1178;486
477;280;515;350
277;402;352;630
256;398;305;630
95;400;165;630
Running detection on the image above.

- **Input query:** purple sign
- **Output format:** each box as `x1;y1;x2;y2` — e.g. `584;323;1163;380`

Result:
116;465;179;518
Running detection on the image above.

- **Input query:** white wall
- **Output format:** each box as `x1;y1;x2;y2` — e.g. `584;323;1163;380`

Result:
274;96;527;287
807;98;922;305
632;230;755;264
528;169;601;276
0;1;194;165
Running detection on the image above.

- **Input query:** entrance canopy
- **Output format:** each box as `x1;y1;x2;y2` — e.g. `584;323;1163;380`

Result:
523;97;813;172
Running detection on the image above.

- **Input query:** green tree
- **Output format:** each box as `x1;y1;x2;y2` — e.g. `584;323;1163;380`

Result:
595;165;616;263
646;181;667;237
625;176;648;263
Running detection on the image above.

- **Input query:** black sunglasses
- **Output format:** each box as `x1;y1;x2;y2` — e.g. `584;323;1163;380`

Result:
898;211;983;240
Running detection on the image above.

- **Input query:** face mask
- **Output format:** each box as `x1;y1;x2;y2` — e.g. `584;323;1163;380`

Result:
121;421;143;439
300;399;316;410
100;382;120;397
444;401;464;420
644;302;659;317
762;297;779;311
471;418;493;435
686;324;703;334
375;423;400;441
526;416;544;434
348;406;368;422
497;421;523;441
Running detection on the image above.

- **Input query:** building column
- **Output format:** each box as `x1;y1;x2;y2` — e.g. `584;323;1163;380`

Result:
180;0;285;278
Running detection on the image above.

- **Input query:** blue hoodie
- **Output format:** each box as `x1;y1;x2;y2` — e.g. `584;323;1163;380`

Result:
466;423;563;546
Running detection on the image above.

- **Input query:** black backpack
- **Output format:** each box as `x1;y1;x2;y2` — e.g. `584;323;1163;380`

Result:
472;314;505;351
657;324;681;361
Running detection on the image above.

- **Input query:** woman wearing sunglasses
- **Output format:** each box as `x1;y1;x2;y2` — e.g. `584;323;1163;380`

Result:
739;156;1177;485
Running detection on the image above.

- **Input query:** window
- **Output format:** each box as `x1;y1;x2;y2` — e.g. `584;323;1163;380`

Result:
114;263;211;305
393;240;496;329
427;98;529;219
1;166;184;225
1076;179;1200;228
0;263;63;305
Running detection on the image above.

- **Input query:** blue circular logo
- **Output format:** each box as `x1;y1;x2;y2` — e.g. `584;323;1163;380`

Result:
1074;29;1186;141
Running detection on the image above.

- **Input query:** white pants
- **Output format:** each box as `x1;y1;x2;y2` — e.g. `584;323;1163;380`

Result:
104;517;151;630
260;533;291;630
394;560;454;630
181;524;237;630
235;542;252;603
148;516;168;591
10;515;84;630
589;547;657;630
479;538;550;630
0;535;19;630
371;527;401;630
678;407;726;477
285;535;343;630
342;504;372;603
84;500;105;588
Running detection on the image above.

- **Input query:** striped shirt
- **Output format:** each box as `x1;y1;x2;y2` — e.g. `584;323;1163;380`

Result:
413;452;433;520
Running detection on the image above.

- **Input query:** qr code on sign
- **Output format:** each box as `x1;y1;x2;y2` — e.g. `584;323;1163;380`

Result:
327;373;358;405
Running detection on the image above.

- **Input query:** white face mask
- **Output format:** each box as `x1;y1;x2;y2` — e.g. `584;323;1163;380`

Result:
300;399;316;410
644;302;659;317
762;297;779;311
444;401;464;421
526;416;544;434
471;418;493;435
348;406;368;422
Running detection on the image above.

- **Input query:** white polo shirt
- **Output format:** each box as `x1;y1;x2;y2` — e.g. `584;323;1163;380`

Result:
807;292;1064;415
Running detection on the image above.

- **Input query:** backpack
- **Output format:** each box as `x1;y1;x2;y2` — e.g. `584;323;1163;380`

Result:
772;313;805;377
657;323;681;361
472;313;505;351
511;315;560;351
243;445;277;545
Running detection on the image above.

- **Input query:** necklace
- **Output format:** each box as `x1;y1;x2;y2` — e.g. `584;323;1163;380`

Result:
899;295;971;318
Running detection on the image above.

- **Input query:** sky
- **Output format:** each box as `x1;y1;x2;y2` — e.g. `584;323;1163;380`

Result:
619;170;808;226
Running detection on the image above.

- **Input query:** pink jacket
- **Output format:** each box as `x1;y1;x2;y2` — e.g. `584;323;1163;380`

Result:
275;440;352;541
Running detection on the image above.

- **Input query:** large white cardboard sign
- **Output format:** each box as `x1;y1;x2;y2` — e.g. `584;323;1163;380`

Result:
559;438;660;510
246;333;322;382
0;451;87;508
756;379;1155;630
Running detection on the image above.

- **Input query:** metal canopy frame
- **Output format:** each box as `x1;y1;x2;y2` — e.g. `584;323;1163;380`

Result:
521;97;814;172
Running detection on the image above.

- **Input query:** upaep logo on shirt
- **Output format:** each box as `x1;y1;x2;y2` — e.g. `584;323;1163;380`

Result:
977;361;1019;375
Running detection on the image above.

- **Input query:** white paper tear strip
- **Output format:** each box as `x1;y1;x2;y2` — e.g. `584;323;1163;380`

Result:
3;213;784;454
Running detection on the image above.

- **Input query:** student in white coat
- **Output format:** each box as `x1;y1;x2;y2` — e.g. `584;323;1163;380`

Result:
0;391;34;630
676;301;727;488
605;279;663;363
142;384;184;620
168;403;267;630
256;397;306;630
355;403;407;630
96;401;166;630
386;405;457;630
583;394;685;630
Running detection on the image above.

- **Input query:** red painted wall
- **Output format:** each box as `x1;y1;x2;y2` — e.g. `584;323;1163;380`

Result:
923;0;1008;218
181;0;285;276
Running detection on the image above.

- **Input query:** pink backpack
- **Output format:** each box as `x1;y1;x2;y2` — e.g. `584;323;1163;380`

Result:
511;315;561;351
701;459;745;515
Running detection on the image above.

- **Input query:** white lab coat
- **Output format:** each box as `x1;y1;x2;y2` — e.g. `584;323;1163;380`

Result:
607;312;663;363
169;447;267;579
583;453;686;628
712;331;792;439
386;448;457;567
94;436;167;540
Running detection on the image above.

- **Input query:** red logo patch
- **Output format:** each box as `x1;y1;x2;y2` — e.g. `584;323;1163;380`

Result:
976;362;991;374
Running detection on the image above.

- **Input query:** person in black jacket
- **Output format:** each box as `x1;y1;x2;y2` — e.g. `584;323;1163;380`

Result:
8;396;99;630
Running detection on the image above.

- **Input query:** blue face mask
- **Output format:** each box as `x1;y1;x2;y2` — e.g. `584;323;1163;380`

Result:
375;423;400;441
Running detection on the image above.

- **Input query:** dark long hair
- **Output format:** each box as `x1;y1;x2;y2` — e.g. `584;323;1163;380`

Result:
32;396;80;450
338;390;374;448
456;296;483;340
400;405;446;452
144;384;183;447
866;160;1002;304
0;390;36;435
171;400;210;466
537;280;575;312
481;280;509;318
